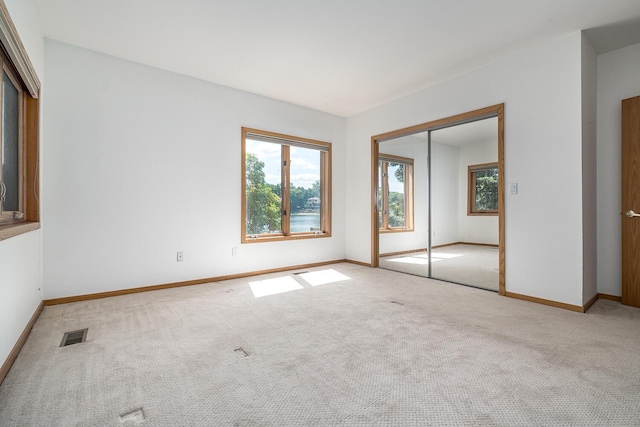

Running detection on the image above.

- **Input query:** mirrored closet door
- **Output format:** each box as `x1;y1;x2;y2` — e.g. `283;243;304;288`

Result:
374;106;504;293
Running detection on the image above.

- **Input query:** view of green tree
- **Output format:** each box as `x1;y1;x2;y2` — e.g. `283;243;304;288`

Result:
290;186;304;212
310;180;321;197
475;168;498;211
266;180;319;214
389;163;404;183
266;182;281;198
388;192;405;227
246;153;281;234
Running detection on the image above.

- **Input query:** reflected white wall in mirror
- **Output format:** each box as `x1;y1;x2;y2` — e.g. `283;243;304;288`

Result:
431;117;499;247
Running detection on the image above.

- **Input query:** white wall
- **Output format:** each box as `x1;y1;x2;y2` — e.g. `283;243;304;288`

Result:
596;41;640;297
0;0;44;368
581;34;598;304
378;135;428;254
0;232;42;364
457;139;499;245
346;32;585;306
4;0;43;68
42;40;346;299
431;142;460;246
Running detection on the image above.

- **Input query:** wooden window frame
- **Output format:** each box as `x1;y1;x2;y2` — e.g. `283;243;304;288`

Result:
0;0;40;242
241;127;332;243
468;162;498;216
379;153;414;233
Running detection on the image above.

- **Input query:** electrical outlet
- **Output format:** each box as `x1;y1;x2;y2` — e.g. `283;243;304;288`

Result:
177;251;184;262
232;247;238;256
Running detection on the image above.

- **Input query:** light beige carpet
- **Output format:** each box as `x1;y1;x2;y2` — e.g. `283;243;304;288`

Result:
1;263;640;426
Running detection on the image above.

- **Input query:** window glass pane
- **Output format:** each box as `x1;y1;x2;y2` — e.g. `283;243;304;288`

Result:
290;146;320;232
474;167;498;211
245;139;282;234
2;71;19;212
387;163;405;227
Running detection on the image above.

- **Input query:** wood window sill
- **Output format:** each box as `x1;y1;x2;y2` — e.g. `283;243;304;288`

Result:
379;228;414;234
242;232;331;244
0;221;40;241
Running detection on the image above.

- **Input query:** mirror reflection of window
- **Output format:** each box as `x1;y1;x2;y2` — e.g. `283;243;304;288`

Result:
468;163;498;215
379;154;414;232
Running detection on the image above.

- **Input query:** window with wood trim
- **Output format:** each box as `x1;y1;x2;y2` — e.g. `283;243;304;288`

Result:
242;127;331;243
378;154;413;232
0;58;24;224
468;162;498;215
0;1;41;240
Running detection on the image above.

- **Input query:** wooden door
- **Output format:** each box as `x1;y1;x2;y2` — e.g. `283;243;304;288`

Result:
622;95;640;307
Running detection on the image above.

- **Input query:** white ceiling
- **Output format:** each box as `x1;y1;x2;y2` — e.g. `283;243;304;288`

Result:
31;0;640;117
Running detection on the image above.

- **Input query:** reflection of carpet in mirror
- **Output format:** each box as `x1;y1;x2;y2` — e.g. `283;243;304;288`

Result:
379;243;498;291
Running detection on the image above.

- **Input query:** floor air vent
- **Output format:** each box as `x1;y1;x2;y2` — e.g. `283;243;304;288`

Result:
234;347;249;358
60;329;88;347
119;407;145;424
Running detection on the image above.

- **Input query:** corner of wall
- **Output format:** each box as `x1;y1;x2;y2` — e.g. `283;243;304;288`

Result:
581;33;598;304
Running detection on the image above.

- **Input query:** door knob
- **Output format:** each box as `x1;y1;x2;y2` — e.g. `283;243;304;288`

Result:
626;210;640;218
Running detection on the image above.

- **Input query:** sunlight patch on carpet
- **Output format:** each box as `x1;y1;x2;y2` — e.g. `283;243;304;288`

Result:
387;257;433;265
249;276;303;297
298;269;351;286
430;252;464;259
